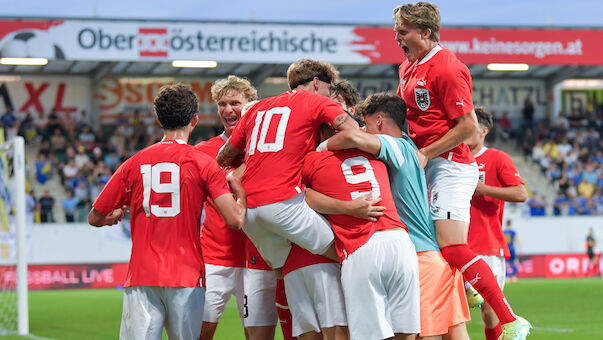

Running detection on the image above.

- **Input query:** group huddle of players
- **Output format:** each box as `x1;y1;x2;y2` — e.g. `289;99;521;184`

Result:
89;2;533;340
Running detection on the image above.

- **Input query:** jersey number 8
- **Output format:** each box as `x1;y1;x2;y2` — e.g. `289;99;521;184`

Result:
140;163;180;217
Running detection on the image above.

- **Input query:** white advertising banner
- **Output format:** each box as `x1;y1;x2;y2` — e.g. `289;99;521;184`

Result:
0;20;371;64
0;75;90;120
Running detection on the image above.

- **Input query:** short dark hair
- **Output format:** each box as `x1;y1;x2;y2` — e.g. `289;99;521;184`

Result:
153;83;198;130
330;80;361;108
356;92;407;131
474;106;493;130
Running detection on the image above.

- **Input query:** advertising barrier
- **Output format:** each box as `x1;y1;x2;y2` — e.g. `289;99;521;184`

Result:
0;19;601;65
516;253;601;278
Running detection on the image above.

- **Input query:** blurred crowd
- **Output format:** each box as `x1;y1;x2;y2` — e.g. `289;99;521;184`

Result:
515;99;603;216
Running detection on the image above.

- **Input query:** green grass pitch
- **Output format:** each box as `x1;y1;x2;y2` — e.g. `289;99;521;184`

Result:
2;278;601;339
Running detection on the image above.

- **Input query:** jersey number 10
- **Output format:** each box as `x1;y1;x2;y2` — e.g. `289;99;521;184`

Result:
248;106;291;155
140;163;180;217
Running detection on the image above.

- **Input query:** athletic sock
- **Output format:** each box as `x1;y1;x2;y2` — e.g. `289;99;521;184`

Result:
275;278;294;340
440;244;517;324
484;323;503;340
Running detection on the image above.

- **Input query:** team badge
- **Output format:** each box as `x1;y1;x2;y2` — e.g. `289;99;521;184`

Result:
414;88;430;111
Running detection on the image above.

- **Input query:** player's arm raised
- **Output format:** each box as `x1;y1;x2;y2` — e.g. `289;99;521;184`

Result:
305;188;385;222
213;174;247;230
216;141;243;168
474;182;528;203
319;129;381;155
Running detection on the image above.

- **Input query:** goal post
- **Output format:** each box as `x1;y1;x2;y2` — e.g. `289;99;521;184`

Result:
0;134;28;335
14;136;28;335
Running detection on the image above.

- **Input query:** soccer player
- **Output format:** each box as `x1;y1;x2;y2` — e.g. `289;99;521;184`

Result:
216;59;358;271
466;107;528;340
281;243;348;340
586;227;599;277
319;93;469;339
393;3;531;338
307;125;420;340
195;75;258;340
88;83;247;339
330;80;361;116
504;221;520;283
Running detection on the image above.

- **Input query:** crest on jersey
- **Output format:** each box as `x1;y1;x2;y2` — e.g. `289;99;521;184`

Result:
414;88;430;111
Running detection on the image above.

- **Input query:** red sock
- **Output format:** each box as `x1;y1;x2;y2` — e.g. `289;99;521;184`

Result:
485;323;503;340
275;279;294;340
440;244;517;324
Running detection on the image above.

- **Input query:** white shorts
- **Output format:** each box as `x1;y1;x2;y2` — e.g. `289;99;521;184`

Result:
244;192;335;269
119;286;205;340
284;263;347;337
203;264;245;323
243;268;278;327
425;157;478;223
341;229;420;340
479;255;506;290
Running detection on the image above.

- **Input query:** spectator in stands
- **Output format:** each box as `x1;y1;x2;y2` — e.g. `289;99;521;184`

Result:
18;112;37;143
78;125;96;151
552;192;566;216
579;197;597;216
42;109;66;141
50;128;69;156
61;160;79;186
35;152;52;184
522;98;534;130
1;105;18;140
38;190;55;223
62;190;79;222
521;129;535;161
578;178;595;199
74;145;90;170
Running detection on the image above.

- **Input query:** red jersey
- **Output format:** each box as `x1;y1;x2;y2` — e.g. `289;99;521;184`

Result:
195;134;246;268
397;45;475;164
93;139;230;287
302;150;407;263
246;238;272;271
468;147;524;258
282;244;334;277
228;90;344;208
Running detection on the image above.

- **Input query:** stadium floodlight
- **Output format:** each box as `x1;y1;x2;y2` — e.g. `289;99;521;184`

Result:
171;60;218;68
487;63;529;71
0;57;48;66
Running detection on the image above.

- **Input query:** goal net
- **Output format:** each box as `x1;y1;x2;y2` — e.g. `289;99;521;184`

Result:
0;133;28;336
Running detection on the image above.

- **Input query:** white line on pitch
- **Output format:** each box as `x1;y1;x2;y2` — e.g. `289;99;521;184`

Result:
533;327;575;333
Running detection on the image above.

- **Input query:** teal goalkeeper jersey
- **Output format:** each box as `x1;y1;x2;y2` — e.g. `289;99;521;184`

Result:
376;134;439;252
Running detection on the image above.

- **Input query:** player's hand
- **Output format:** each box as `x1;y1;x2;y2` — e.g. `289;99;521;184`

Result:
474;181;487;196
104;208;125;225
347;194;386;222
416;149;428;169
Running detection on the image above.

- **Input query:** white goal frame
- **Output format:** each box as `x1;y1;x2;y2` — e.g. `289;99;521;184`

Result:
0;136;28;335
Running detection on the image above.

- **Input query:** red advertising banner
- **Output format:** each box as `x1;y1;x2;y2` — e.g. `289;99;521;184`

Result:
516;253;601;278
351;27;603;66
0;263;128;290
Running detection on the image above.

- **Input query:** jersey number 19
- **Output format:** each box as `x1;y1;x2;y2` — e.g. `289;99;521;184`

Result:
140;163;180;217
